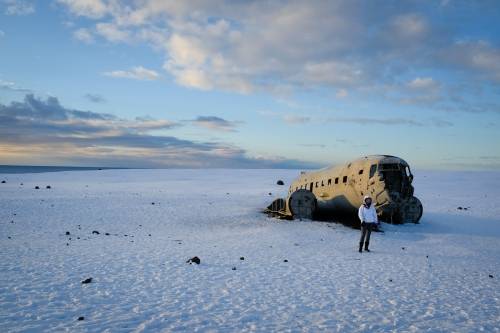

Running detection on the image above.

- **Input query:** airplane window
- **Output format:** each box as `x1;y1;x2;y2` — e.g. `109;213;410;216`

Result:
343;176;347;183
369;164;377;178
328;179;332;185
335;177;339;184
358;169;364;175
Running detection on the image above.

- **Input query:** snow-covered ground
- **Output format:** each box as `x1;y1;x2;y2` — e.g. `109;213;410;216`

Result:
0;169;499;332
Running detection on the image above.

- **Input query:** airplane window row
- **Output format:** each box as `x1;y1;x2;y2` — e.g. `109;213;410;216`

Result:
290;164;378;193
294;175;348;192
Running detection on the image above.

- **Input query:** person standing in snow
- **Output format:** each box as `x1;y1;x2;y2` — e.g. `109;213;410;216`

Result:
358;195;378;253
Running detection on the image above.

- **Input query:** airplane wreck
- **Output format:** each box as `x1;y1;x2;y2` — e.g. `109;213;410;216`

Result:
266;155;423;224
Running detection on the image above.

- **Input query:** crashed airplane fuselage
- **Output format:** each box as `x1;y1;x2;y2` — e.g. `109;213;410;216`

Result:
266;155;423;224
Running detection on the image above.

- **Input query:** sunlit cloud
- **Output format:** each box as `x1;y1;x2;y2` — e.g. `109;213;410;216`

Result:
190;116;241;132
103;66;160;81
73;28;94;43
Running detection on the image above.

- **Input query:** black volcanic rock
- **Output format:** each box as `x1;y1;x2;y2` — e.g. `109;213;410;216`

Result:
186;256;200;265
81;278;92;284
78;316;85;321
92;230;100;235
277;180;284;185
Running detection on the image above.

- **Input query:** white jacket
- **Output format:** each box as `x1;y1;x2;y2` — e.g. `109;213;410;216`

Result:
358;204;378;224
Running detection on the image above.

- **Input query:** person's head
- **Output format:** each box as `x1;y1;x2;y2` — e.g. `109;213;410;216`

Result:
363;195;372;206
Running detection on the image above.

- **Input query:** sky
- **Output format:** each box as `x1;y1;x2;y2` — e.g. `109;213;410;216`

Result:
0;0;499;170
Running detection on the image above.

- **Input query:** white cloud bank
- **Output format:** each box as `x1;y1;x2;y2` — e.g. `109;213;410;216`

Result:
53;0;500;116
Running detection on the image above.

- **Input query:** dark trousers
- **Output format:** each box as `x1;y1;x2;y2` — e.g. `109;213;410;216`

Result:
360;223;373;244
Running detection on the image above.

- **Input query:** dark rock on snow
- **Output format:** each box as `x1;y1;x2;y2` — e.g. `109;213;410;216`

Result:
46;185;51;189
92;231;100;235
186;256;201;265
66;231;71;235
78;316;85;321
105;232;110;236
283;259;288;262
489;274;494;278
277;180;284;185
1;180;6;183
240;257;245;260
35;186;40;189
81;278;93;284
232;267;237;270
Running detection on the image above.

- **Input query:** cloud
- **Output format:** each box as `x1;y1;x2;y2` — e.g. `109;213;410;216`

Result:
0;94;315;168
283;115;311;125
258;111;312;125
84;93;106;103
56;0;107;19
326;116;453;127
50;1;437;93
336;89;349;99
190;116;240;132
407;77;439;91
441;40;500;82
73;28;94;43
3;0;34;15
54;1;500;101
389;14;429;41
0;79;31;92
299;143;326;148
95;22;130;42
103;66;160;80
